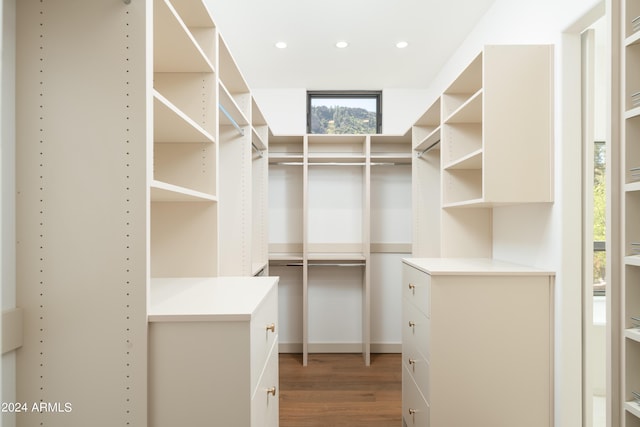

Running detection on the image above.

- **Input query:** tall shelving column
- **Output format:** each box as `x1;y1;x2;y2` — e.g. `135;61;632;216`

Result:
151;0;218;278
268;135;305;358
620;0;640;424
251;98;270;276
16;1;153;424
218;35;252;276
306;134;370;365
412;98;442;257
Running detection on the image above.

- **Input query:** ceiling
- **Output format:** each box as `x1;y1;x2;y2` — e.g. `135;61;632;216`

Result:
204;0;498;90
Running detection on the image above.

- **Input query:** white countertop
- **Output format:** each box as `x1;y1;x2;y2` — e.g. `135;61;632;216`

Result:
148;276;278;322
402;258;554;276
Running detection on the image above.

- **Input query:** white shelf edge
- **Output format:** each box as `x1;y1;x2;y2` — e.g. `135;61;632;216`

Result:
625;106;640;119
442;198;488;208
219;81;249;126
625;328;640;342
151;180;217;202
625;255;640;267
626;181;640;192
443;88;483;124
269;253;304;262
251;262;268;276
252;127;267;151
153;90;215;143
626;29;640;46
625;400;640;419
414;126;441;152
307;252;366;261
443;148;483;170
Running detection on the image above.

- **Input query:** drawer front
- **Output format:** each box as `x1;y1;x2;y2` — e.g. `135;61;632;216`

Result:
403;264;430;317
251;285;278;391
402;363;430;427
402;341;430;403
402;299;430;361
251;340;279;427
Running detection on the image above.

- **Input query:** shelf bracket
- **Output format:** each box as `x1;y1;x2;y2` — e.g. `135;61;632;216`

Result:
252;142;264;158
416;139;440;158
219;104;245;137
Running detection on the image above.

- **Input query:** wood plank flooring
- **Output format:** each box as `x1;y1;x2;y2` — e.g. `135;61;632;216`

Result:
279;353;402;427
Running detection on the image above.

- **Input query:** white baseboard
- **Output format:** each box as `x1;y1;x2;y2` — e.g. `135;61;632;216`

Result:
279;342;401;354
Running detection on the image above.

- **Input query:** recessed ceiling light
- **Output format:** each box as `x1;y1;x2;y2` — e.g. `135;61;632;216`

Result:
275;41;287;49
396;41;409;49
336;41;349;48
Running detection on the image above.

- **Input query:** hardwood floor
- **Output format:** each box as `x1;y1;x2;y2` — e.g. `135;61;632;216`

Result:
279;353;402;427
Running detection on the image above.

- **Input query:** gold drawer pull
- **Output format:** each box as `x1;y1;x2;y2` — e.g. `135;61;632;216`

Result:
266;323;276;333
267;386;277;396
409;408;416;415
408;321;415;328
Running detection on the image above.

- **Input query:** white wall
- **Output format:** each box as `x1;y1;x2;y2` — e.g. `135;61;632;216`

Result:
1;0;16;426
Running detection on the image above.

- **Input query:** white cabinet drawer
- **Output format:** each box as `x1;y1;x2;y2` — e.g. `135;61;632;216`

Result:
402;344;430;403
251;339;279;427
403;264;430;317
402;299;430;361
402;363;430;427
250;285;278;392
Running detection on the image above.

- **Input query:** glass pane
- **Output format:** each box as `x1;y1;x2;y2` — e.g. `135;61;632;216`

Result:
310;97;378;134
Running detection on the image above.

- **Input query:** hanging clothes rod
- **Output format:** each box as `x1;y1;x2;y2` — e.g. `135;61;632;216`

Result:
416;139;440;158
219;104;245;136
308;162;366;166
308;262;365;267
270;161;409;166
270;161;304;166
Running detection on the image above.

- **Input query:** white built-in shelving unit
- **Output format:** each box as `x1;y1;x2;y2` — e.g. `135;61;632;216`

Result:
405;44;555;427
16;0;272;424
412;45;554;259
619;0;640;425
269;133;411;366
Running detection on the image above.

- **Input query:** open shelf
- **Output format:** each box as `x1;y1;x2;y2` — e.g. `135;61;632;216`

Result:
219;82;250;127
154;91;215;143
154;0;214;73
151;180;217;202
444;89;483;124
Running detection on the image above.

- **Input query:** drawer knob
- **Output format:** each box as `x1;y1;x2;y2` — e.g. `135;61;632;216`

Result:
408;283;416;291
409;408;416;415
408;321;415;328
266;323;276;333
408;358;416;365
267;386;277;396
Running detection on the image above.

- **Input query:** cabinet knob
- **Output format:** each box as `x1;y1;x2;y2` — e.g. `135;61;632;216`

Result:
267;386;277;396
409;408;416;415
408;321;415;328
408;283;416;291
408;358;416;365
266;323;276;333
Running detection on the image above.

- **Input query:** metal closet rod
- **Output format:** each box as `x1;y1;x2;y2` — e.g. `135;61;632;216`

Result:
416;139;440;158
271;262;365;267
219;103;245;136
268;161;409;166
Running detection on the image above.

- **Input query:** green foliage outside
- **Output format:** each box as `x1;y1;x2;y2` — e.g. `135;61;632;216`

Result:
310;105;377;134
593;142;606;288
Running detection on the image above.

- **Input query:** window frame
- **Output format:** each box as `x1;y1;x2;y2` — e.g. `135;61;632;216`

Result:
306;90;382;134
